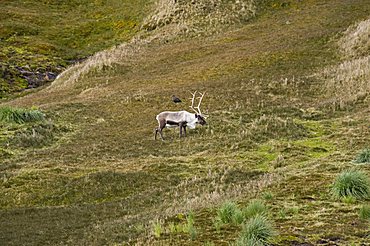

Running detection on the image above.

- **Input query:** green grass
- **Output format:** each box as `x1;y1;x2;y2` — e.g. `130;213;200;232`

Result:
216;201;240;224
184;212;197;240
152;220;163;238
262;192;274;201
0;106;44;124
354;148;370;164
214;199;268;228
236;215;276;246
359;204;370;221
331;169;370;200
242;199;268;220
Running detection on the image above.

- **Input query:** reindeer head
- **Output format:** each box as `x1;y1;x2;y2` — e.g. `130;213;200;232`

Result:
190;91;207;125
196;114;207;125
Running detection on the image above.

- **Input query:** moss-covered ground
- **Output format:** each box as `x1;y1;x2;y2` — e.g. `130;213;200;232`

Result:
0;0;369;245
0;0;151;97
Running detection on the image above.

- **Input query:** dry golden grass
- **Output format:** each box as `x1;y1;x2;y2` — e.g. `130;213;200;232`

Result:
142;0;256;37
339;18;370;58
321;17;370;110
47;0;258;95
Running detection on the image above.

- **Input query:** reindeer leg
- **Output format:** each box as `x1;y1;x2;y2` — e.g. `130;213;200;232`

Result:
154;128;158;140
183;124;187;137
179;122;184;138
158;119;166;141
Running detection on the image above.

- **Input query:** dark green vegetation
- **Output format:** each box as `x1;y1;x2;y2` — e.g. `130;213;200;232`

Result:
331;169;370;200
243;199;268;219
0;106;44;124
214;200;275;244
0;0;151;96
0;0;370;245
215;199;269;228
355;148;370;164
236;214;276;245
216;201;241;224
359;204;370;221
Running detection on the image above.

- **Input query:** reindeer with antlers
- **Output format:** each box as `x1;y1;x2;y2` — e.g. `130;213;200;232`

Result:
154;91;207;141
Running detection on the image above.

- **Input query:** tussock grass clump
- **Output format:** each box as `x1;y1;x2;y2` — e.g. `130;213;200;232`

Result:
215;200;269;228
242;199;268;219
331;169;370;200
359;204;370;220
0;107;45;124
236;215;276;246
354;148;370;164
216;201;239;224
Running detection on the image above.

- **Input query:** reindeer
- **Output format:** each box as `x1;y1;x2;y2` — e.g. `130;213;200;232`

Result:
154;91;207;140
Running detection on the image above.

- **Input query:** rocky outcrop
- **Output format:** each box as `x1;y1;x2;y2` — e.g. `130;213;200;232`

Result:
0;63;64;97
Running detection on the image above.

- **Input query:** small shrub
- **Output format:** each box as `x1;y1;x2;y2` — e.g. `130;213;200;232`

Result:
216;201;239;224
232;208;245;225
331;169;370;200
236;215;276;246
0;106;45;124
354;148;370;164
243;199;267;219
359;204;370;220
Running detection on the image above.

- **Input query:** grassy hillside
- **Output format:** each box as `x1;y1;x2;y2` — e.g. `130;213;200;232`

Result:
0;0;151;97
0;0;370;245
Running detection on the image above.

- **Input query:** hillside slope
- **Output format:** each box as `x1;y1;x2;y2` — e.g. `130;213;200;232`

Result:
0;0;370;245
0;0;151;97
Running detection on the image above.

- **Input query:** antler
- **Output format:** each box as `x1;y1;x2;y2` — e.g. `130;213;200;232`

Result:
189;91;199;114
196;92;205;115
189;91;205;115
